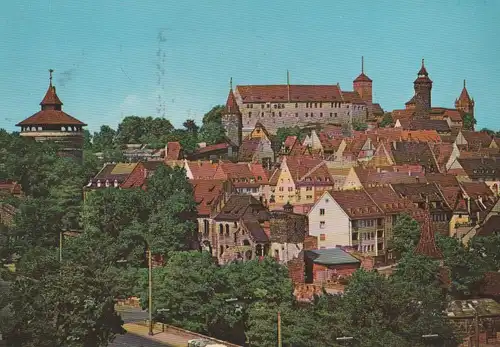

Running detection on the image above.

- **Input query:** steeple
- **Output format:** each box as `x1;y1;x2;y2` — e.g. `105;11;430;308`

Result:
417;58;429;77
223;77;241;115
40;69;63;111
353;56;372;83
415;199;443;260
413;58;433;119
455;79;474;115
353;56;373;104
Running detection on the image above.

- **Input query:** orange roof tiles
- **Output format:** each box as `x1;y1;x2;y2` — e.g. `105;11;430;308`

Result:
17;110;87;126
353;72;372;83
40;85;63;106
224;89;241;114
165;142;182;160
330;190;384;219
187;160;219;180
190;179;227;216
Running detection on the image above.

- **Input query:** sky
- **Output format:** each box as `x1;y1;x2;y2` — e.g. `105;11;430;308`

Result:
1;0;499;133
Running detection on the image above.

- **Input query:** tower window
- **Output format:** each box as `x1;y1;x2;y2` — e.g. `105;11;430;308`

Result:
279;112;282;117
272;112;275;117
261;112;264;117
314;103;318;108
330;113;333;117
295;103;298;108
320;113;323;117
305;113;309;117
249;112;252;117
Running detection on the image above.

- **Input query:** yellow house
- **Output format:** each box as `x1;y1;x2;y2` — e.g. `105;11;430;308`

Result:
342;167;363;190
248;122;271;141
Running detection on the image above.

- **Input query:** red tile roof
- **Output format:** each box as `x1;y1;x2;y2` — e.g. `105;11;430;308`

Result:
40;85;63;106
194;142;230;155
190;179;227;216
364;186;421;215
284;135;297;149
187;160;219;180
165;142;182;160
458;84;472;102
0;179;22;195
415;210;443;260
17;110;87;126
353;73;372;83
330;190;384;219
236;85;343;103
224;89;241;114
341;91;365;105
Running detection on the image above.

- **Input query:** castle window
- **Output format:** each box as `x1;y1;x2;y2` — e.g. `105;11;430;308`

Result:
320;113;323;117
330;113;333;117
249;112;252;117
272;112;275;117
295;113;298;117
305;113;308;117
261;112;264;117
320;102;322;107
314;103;318;108
335;113;338;117
274;104;277;109
279;112;282;117
295;103;298;108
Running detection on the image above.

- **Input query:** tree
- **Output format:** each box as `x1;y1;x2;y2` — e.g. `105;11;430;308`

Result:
83;129;93;150
352;119;368;131
198;121;227;145
92;125;117;152
163;129;199;154
462;113;476;131
388;214;421;257
183;119;199;135
202;105;225;125
480;128;495;136
336;269;459;347
380;112;393;128
138;251;226;334
5;263;125;347
116;116;146;144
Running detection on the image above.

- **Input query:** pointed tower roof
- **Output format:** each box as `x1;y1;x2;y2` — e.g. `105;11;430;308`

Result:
353;56;372;83
415;59;432;84
223;78;241;115
415;204;443;260
458;79;472;102
16;69;87;127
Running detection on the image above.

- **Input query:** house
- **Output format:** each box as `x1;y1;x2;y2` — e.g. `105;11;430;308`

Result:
454;130;493;151
304;248;360;284
268;156;333;207
238;137;274;166
210;195;271;264
391;182;452;235
191;179;233;254
187;142;239;161
0;180;23;197
212;161;271;201
247;121;271;142
185;160;219;180
447;157;500;194
390;141;439;173
308;190;385;256
84;162;139;195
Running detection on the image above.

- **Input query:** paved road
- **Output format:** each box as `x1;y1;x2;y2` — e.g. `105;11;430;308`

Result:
109;307;175;347
110;333;174;347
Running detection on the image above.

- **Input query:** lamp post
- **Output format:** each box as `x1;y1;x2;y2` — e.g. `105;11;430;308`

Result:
148;246;153;336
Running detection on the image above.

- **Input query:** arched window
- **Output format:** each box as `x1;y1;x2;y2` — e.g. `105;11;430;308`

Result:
219;224;223;235
220;245;224;255
243;239;250;246
225;224;230;236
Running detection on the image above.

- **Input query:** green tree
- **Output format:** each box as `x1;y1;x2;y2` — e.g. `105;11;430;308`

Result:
198;121;227;145
5;263;125;347
202;105;225;125
388;214;421;257
92;125;117;152
462;113;476;131
83;129;93;150
380;112;393;128
183;119;200;135
163;129;199;154
352;119;368;131
116;116;145;144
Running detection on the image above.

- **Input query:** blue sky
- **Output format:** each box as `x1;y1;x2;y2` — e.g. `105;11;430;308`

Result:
1;0;499;133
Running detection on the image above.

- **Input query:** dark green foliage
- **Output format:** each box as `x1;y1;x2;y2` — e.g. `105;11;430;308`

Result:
275;126;304;148
202;105;225;125
388;214;421;256
352;119;368;131
199;121;227;145
462;113;476;131
380;112;393;127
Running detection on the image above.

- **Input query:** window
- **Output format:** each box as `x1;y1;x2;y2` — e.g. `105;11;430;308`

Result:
288;187;293;192
219;224;223;235
330;112;333;117
314;103;318;108
305;113;309;117
320;112;323;117
320;221;325;229
225;224;230;236
377;230;383;238
261;112;264;117
279;112;282;117
279;187;284;192
306;195;313;199
295;112;299;117
272;112;275;117
261;104;265;109
249;112;252;117
320;233;326;241
352;232;358;240
295;103;298;108
378;242;383;250
320;208;325;216
306;186;312;191
334;113;338;117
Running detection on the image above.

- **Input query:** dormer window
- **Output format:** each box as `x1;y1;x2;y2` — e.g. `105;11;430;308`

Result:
96;180;102;188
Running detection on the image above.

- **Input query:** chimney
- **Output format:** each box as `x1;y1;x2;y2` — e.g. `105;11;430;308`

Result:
144;168;148;179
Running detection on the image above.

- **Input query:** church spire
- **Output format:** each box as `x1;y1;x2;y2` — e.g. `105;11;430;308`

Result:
415;198;443;260
361;56;364;74
49;68;54;87
40;69;63;110
353;56;372;83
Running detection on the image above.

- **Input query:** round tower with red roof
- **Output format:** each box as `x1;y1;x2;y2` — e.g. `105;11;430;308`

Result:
413;59;433;119
16;69;87;162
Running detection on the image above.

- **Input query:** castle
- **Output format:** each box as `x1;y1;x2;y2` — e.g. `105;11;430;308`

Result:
222;57;384;145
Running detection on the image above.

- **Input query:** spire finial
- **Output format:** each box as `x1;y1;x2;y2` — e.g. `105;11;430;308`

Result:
287;70;290;85
49;69;54;86
361;56;364;74
421;58;425;67
463;79;466;88
230;77;233;90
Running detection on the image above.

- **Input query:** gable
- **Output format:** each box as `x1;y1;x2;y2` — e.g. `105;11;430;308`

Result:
342;167;362;190
308;191;349;220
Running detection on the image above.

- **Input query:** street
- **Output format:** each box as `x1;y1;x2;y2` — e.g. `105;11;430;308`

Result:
109;307;175;347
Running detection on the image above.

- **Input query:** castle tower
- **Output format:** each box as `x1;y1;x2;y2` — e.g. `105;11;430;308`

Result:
455;79;474;116
16;69;87;162
413;59;433;119
353;56;373;104
221;78;242;147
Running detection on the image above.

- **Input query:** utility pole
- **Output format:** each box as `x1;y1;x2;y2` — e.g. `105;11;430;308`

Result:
277;311;282;347
148;247;153;336
59;230;63;262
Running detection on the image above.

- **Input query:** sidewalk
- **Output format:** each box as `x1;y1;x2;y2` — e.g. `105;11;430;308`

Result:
123;322;191;347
